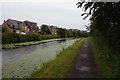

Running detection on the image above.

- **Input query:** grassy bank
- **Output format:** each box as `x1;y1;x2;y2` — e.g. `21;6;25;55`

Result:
88;37;118;78
31;38;86;78
2;38;67;49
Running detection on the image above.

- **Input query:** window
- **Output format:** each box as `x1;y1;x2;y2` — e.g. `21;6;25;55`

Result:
33;30;35;32
22;26;24;28
25;29;29;33
25;26;27;29
7;24;10;27
16;30;19;33
10;24;13;27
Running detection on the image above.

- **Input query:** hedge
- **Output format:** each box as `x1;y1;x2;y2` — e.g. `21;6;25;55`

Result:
2;32;60;44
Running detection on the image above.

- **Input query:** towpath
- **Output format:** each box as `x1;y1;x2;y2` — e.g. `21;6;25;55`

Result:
67;38;100;78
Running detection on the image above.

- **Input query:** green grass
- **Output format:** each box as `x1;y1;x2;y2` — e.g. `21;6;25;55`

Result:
88;37;113;78
31;38;86;78
2;38;66;49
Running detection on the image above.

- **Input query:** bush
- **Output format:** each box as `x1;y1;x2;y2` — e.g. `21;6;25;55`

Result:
2;32;60;44
26;33;41;41
2;32;25;44
41;35;60;40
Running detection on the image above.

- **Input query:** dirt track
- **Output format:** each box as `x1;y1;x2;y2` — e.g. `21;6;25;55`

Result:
66;38;100;78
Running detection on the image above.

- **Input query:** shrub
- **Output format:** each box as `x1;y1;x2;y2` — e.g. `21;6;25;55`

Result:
2;32;60;44
2;32;25;44
26;33;41;41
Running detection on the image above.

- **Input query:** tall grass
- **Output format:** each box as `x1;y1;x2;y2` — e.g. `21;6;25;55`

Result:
88;37;118;78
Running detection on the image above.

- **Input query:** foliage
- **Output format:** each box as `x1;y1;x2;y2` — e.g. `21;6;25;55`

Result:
57;28;88;38
2;31;87;44
77;31;81;37
2;32;24;44
41;35;60;40
88;37;115;78
71;31;77;37
12;30;16;33
77;2;120;78
26;32;41;41
57;28;67;38
41;25;51;34
66;31;72;38
2;32;60;44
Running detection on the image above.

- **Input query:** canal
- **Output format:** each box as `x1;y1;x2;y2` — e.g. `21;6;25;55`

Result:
2;38;79;78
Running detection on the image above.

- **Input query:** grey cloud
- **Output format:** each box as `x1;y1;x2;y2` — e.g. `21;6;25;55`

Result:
1;0;89;30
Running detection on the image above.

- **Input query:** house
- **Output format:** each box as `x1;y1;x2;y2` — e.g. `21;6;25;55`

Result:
2;19;39;34
47;25;57;35
68;29;72;33
24;21;39;33
2;19;29;35
71;29;79;32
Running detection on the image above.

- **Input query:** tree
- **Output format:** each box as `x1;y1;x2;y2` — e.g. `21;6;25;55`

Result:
77;31;81;37
77;2;120;29
71;31;77;37
77;1;120;77
57;28;67;38
66;31;72;37
41;25;51;34
77;2;120;49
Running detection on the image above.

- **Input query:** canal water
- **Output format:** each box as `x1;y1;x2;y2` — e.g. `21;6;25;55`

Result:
2;38;79;78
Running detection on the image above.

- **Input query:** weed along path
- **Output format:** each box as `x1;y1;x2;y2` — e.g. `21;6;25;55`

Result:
67;38;100;78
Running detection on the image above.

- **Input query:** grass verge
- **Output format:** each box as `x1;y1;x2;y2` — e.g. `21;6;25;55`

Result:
2;38;66;49
88;37;113;78
31;38;86;78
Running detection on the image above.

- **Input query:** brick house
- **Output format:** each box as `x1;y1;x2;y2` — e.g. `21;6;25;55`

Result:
24;21;39;33
2;19;39;34
68;29;72;33
71;29;79;32
2;19;29;35
47;25;57;35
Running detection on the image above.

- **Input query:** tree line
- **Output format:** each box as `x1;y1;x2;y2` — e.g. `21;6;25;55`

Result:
2;25;88;44
41;24;88;38
77;1;120;77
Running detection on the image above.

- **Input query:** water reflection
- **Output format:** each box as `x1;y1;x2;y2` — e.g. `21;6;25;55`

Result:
2;39;67;62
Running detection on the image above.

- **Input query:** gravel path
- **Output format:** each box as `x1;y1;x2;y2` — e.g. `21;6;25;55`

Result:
66;38;100;78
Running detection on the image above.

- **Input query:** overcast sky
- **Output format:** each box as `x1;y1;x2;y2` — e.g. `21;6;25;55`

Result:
0;0;90;30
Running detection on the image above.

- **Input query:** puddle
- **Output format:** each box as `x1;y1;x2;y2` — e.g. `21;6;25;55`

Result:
83;45;88;47
78;66;90;71
80;54;88;58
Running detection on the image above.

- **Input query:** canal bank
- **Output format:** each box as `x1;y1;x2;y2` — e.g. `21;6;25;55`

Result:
31;38;86;78
2;38;67;49
2;38;79;78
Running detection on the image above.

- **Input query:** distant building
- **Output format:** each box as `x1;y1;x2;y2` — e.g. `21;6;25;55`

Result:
68;29;72;33
24;21;39;33
2;19;28;35
71;29;79;32
46;25;58;35
2;19;39;35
